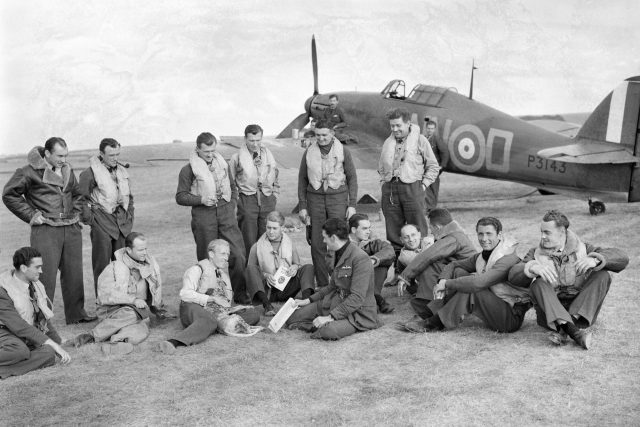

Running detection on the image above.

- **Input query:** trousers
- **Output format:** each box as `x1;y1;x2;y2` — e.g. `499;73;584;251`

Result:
307;191;348;287
381;180;429;250
30;223;87;323
0;328;56;379
530;270;612;330
190;202;247;302
91;306;150;344
172;303;260;346
287;300;358;340
90;223;125;296
424;176;440;212
246;264;315;302
237;193;277;258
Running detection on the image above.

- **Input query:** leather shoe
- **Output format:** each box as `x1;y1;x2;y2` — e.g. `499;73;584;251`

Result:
570;329;592;350
73;333;95;348
67;314;98;325
378;300;395;314
547;331;569;346
153;308;177;320
263;303;276;317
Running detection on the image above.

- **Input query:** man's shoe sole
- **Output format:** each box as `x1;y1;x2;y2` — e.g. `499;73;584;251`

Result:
156;341;176;355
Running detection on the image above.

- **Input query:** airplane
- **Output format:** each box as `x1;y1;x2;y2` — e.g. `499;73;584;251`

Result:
274;36;640;214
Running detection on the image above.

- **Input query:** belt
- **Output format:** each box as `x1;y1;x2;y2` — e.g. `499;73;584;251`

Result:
42;212;76;220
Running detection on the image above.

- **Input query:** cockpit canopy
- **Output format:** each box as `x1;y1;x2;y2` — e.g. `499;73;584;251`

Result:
381;80;452;107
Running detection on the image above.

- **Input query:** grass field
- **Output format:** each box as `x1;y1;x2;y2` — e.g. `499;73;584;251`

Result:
0;145;639;426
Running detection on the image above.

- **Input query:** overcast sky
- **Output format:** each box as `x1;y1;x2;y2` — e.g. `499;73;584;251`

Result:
1;0;639;155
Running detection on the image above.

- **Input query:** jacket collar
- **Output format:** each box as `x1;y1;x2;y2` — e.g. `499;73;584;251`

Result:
434;220;465;240
27;146;71;188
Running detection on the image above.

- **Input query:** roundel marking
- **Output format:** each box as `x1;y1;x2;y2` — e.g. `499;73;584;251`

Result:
448;124;485;172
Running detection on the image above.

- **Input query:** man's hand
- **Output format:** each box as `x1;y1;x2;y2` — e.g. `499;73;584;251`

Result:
30;212;45;225
434;279;446;300
287;264;299;277
298;209;309;223
202;196;217;207
134;298;148;309
45;340;71;364
397;277;409;297
576;257;599;275
529;262;558;285
345;207;356;220
313;315;333;329
293;298;310;308
265;274;276;287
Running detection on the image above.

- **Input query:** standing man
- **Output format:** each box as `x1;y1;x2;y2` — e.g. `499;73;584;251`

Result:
298;119;358;288
322;94;350;144
3;137;96;324
403;217;531;333
397;209;476;319
287;218;380;340
378;108;440;252
157;239;261;354
508;210;628;349
348;213;395;314
79;138;134;296
229;124;280;257
0;247;70;379
69;232;172;355
176;132;248;303
245;211;315;315
423;121;446;210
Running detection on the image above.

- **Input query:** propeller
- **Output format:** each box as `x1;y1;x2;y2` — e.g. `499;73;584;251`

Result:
276;35;320;138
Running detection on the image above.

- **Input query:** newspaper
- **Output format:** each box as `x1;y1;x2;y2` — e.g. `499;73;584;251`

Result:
268;298;298;333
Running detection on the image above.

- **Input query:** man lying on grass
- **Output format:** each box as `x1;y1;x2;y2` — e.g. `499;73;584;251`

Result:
508;210;629;350
286;218;380;340
402;217;531;334
157;239;262;354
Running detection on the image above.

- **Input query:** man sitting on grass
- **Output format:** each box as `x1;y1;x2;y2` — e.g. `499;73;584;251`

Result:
0;247;70;379
348;213;395;314
158;239;262;354
397;208;476;320
403;217;531;333
286;218;380;340
70;232;173;355
245;211;314;316
508;210;628;350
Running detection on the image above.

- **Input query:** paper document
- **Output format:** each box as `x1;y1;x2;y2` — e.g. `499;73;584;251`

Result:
271;265;291;291
268;298;298;333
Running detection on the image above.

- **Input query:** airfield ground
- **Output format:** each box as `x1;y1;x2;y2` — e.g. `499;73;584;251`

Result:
0;145;638;426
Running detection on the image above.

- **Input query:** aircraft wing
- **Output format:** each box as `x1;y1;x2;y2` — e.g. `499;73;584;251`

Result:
219;136;305;169
537;139;640;164
525;120;582;137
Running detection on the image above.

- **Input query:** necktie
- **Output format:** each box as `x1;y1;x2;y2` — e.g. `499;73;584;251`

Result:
252;151;262;206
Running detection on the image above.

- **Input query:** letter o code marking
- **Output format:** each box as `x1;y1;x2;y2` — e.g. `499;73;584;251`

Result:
448;124;485;172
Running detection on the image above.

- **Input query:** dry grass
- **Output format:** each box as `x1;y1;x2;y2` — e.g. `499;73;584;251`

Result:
0;145;639;426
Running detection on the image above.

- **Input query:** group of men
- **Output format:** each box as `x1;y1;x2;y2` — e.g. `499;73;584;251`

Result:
0;105;629;380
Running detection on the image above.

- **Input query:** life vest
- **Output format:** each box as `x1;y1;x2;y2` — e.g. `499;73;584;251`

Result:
195;259;233;308
475;239;530;306
234;145;278;196
189;150;231;202
533;230;588;292
89;156;131;213
0;270;54;325
255;233;294;275
306;139;346;191
378;124;429;183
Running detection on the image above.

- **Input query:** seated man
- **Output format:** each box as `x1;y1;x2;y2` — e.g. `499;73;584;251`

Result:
158;239;261;354
71;232;171;355
286;218;380;340
404;217;531;333
348;213;395;313
246;211;314;315
397;208;476;319
0;247;70;379
508;210;628;349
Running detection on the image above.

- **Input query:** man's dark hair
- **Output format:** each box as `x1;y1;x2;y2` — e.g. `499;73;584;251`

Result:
44;137;67;153
196;132;217;148
348;213;369;232
303;130;316;138
426;121;437;128
322;218;349;240
13;247;41;270
329;94;339;101
125;232;146;249
244;124;264;137
266;211;285;226
542;210;570;229
386;108;411;122
314;119;333;130
476;217;502;234
428;208;453;226
99;138;120;153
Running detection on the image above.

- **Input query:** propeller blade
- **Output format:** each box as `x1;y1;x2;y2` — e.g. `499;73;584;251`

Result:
276;112;310;139
312;35;318;95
